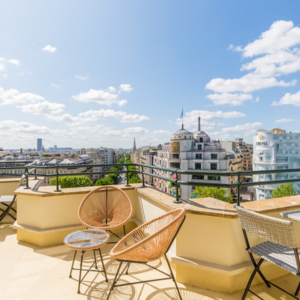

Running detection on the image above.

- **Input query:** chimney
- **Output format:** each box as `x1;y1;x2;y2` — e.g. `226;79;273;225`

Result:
198;116;201;131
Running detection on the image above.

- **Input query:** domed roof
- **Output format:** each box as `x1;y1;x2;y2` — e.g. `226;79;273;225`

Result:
271;128;286;134
173;128;192;136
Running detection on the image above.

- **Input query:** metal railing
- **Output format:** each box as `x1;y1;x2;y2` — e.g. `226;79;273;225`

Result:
2;162;300;206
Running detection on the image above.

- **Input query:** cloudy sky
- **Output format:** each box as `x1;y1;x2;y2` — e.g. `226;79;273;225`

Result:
1;1;300;149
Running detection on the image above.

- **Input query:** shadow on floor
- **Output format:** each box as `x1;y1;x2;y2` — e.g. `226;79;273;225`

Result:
146;288;214;300
87;279;135;300
0;224;16;242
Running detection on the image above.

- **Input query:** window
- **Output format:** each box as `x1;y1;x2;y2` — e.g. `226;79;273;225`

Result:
200;138;203;142
196;154;202;159
210;163;217;170
198;144;202;150
195;163;201;170
192;175;204;180
208;176;220;181
211;154;217;159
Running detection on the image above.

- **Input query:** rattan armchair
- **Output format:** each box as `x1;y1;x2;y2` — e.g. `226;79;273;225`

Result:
78;186;133;239
106;208;186;300
236;206;300;300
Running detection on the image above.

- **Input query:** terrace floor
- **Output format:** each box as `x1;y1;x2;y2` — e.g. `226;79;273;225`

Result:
1;224;299;300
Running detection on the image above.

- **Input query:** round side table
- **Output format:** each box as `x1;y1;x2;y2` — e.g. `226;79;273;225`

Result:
64;228;110;294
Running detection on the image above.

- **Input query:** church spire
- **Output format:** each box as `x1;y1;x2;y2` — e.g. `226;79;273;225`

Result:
198;116;201;132
133;137;136;153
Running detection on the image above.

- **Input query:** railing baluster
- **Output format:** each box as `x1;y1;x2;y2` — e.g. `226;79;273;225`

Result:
237;173;241;206
54;167;61;192
173;170;182;204
125;165;130;187
141;166;145;188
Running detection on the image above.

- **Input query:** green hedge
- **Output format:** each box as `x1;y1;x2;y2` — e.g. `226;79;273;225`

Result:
50;175;92;188
95;177;115;186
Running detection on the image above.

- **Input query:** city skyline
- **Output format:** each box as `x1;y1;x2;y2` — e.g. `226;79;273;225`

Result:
1;1;300;148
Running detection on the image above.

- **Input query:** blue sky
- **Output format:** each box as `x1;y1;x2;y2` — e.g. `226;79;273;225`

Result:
1;0;300;149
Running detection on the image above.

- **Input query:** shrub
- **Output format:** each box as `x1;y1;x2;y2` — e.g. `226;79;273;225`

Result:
191;186;233;203
50;175;92;188
272;183;297;198
95;177;115;186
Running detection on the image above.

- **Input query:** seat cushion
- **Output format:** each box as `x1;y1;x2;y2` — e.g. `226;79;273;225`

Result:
249;241;300;275
0;196;15;203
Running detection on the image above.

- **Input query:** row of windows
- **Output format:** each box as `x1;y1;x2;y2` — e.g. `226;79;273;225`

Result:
195;163;218;170
195;153;218;159
192;175;220;181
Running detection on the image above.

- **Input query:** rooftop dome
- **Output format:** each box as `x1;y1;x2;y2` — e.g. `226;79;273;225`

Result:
171;126;193;140
271;128;286;134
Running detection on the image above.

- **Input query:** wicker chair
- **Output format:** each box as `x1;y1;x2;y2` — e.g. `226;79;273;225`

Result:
106;208;186;300
78;186;133;239
0;175;25;222
236;206;300;300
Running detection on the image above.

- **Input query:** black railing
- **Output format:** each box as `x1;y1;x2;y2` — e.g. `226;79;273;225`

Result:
2;162;300;206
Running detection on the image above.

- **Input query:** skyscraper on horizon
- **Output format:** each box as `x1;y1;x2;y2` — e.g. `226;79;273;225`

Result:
37;138;42;151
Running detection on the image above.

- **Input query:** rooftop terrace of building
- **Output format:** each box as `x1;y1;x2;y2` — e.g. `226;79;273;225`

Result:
2;177;300;299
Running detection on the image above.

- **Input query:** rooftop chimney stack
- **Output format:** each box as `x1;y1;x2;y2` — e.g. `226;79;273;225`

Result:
198;116;201;132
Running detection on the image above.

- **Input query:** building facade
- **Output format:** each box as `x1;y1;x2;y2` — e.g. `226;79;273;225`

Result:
153;118;230;200
253;128;300;200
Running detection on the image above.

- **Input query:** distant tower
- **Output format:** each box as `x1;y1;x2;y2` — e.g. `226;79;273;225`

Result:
198;116;201;132
133;137;136;153
37;138;42;151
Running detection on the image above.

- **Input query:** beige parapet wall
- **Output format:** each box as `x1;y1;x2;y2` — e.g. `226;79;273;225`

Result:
2;178;300;293
0;178;20;195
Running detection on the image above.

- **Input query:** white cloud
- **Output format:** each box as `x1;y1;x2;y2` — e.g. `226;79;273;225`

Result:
222;122;262;133
176;110;245;128
153;130;172;135
117;99;127;107
206;93;253;106
49;109;150;124
42;45;57;53
7;59;20;66
272;90;300;106
79;109;126;120
119;84;133;92
0;120;50;134
18;101;65;115
0;57;21;72
276;118;296;123
207;21;300;105
206;74;296;94
3;74;8;79
121;114;150;123
51;83;61;90
243;20;300;57
0;87;44;105
74;74;90;81
73;85;131;106
0;87;65;116
255;97;260;102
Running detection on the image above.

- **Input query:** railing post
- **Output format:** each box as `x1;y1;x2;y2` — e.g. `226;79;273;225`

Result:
54;167;61;192
237;173;241;206
125;165;130;187
141;165;146;188
34;168;37;180
24;167;30;189
173;171;182;204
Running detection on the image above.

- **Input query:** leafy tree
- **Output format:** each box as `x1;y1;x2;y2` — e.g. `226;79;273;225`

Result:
95;177;115;186
107;173;118;183
191;186;233;203
50;175;92;188
272;183;297;198
129;174;142;184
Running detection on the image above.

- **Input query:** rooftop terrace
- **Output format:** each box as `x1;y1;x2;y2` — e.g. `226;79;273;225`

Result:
2;171;300;300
